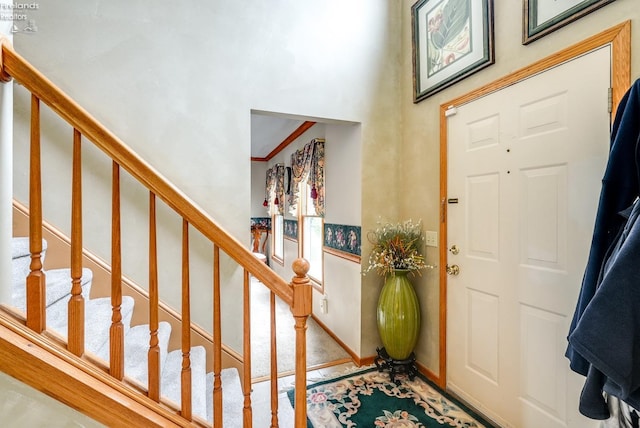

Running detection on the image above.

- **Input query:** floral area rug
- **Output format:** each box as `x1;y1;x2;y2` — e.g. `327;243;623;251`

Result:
288;367;491;427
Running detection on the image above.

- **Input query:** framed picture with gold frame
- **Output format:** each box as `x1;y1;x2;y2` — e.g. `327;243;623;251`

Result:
523;0;617;44
411;0;494;103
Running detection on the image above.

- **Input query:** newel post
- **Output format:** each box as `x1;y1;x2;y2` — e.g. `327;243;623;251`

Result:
291;258;312;427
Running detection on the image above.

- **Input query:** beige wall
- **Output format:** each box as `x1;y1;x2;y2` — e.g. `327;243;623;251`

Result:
399;0;640;375
11;1;402;354
9;0;634;374
0;372;104;427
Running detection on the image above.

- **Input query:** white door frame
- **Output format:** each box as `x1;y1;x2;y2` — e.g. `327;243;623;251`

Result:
435;21;631;389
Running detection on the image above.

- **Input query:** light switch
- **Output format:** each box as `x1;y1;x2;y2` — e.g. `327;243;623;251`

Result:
425;231;438;247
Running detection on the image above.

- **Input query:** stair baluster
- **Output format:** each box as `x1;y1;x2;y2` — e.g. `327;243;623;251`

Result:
26;94;45;333
270;289;279;428
180;219;193;420
68;128;85;357
109;161;125;380
212;244;223;427
148;192;161;401
243;269;253;427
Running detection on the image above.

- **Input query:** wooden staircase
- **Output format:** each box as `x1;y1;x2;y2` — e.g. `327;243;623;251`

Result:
1;36;312;427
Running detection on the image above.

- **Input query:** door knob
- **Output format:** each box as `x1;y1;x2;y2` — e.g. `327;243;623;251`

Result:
446;264;460;276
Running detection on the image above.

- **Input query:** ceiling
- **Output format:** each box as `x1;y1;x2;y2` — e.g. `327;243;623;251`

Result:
250;113;306;160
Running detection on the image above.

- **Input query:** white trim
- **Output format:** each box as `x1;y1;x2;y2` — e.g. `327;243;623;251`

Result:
0;29;12;304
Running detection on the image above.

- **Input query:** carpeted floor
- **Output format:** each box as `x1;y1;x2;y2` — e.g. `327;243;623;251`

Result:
250;277;351;379
288;367;493;428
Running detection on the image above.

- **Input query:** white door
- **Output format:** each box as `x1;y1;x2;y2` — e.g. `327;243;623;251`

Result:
446;46;611;428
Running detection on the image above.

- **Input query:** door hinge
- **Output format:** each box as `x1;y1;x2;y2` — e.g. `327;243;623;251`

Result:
445;105;457;117
608;87;613;113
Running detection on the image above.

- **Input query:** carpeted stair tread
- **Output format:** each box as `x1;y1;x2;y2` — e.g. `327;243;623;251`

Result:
10;237;247;425
161;346;207;421
11;237;47;259
206;368;244;425
45;268;93;305
11;268;93;313
46;296;135;356
94;321;172;387
11;237;47;295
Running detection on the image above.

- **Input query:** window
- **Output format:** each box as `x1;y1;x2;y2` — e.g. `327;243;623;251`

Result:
272;214;284;262
303;216;323;282
300;182;323;286
288;138;325;288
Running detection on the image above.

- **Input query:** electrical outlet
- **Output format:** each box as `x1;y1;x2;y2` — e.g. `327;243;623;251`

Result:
425;231;438;247
320;297;328;314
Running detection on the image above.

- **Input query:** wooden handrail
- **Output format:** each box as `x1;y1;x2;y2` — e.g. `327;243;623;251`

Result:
1;42;293;305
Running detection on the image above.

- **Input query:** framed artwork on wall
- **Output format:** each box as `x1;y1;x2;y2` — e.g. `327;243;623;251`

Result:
284;219;298;241
523;0;617;44
411;0;494;103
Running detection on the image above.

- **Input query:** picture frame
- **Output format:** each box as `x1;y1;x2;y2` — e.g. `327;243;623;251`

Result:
411;0;494;103
283;219;298;241
523;0;616;44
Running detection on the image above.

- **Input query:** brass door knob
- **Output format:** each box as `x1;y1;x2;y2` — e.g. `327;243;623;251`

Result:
446;264;460;276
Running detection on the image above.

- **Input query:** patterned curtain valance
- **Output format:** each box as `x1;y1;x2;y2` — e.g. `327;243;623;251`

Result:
288;138;325;216
265;166;276;211
274;164;285;215
265;163;285;215
309;140;325;216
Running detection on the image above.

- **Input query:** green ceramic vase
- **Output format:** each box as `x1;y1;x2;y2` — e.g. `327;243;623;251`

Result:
376;269;421;360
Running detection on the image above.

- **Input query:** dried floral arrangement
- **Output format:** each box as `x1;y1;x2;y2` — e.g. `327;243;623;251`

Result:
363;219;433;277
